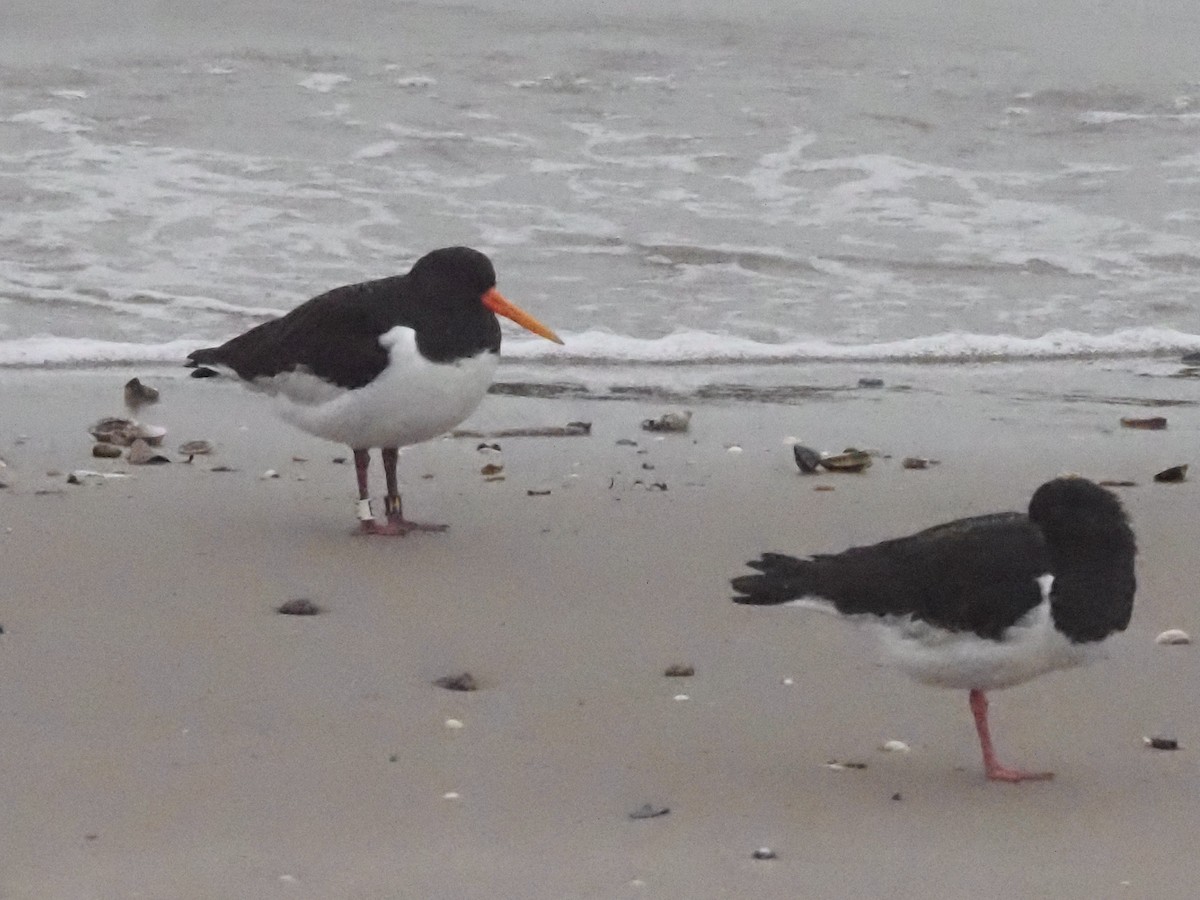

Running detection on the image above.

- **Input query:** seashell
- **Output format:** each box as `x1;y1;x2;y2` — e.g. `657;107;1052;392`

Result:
91;442;123;459
752;848;778;860
123;377;159;410
1153;464;1188;483
127;439;170;465
1155;629;1191;645
444;718;464;730
793;445;822;473
881;740;911;752
819;449;872;473
89;417;138;446
132;423;167;446
641;411;692;433
261;469;280;479
178;439;214;461
1120;416;1167;430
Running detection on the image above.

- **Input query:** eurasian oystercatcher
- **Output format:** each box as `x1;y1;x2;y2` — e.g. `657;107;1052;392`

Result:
731;477;1137;782
186;246;562;535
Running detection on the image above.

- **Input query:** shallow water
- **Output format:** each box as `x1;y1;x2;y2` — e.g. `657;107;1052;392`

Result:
2;0;1199;371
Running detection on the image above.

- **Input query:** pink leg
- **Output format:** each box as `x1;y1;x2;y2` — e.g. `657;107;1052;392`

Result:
353;448;405;536
381;447;447;534
969;689;1053;783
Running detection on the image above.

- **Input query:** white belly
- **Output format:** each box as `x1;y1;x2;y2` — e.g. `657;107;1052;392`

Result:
873;600;1105;691
254;326;499;449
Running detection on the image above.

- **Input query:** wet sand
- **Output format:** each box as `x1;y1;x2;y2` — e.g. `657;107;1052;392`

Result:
1;367;1198;899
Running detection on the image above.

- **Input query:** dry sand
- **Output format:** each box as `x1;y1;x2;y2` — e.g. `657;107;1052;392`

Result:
1;365;1198;899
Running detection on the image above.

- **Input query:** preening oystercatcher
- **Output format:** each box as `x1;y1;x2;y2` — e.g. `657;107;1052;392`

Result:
731;477;1136;782
186;246;562;534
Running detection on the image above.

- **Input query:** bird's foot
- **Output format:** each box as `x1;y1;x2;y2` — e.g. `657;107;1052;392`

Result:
985;764;1054;783
386;515;448;534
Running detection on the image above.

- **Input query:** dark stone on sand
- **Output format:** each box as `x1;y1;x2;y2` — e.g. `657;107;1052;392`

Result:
892;792;903;801
752;848;778;860
664;664;695;677
124;377;160;408
526;489;551;496
433;672;478;692
616;439;638;447
189;366;218;378
277;598;322;616
857;377;885;388
92;442;123;459
1153;464;1188;483
332;457;347;465
629;803;670;820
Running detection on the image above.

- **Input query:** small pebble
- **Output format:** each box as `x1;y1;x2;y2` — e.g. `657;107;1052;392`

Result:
901;457;931;470
752;848;777;861
825;760;868;771
1155;629;1191;645
480;463;504;476
444;718;465;730
277;598;321;616
261;469;280;479
781;677;795;686
332;456;347;464
880;740;911;753
891;793;903;802
1144;736;1180;751
726;445;743;454
793;445;821;473
664;663;695;677
433;672;478;692
1153;465;1188;483
92;442;123;459
857;377;885;388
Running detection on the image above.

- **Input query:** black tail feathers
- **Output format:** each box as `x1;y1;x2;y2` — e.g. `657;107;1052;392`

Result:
731;552;813;605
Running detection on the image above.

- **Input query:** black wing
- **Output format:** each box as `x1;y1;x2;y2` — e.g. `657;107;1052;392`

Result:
734;512;1051;640
187;275;413;390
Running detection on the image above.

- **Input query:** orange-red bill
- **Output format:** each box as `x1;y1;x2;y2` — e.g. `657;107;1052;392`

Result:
482;287;563;344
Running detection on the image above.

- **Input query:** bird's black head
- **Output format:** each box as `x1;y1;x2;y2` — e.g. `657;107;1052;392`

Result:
410;246;498;302
1028;477;1136;557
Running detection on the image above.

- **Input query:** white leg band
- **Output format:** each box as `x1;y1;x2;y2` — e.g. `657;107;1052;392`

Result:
356;498;374;521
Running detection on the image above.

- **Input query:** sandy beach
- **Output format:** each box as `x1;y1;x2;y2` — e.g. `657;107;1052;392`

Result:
1;364;1198;899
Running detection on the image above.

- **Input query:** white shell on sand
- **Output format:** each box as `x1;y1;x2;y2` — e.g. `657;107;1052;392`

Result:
1155;629;1191;645
444;718;464;729
881;740;911;752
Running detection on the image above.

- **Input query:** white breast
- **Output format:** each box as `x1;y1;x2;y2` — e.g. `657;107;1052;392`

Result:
257;326;499;449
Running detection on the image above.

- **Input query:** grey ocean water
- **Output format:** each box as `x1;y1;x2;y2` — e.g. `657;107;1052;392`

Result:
2;0;1199;372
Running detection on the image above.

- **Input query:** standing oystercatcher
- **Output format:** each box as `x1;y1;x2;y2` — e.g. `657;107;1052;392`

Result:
731;477;1137;782
187;246;562;534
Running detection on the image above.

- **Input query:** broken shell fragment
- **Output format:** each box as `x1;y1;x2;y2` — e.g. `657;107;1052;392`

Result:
1156;629;1191;645
629;804;670;820
132;424;167;446
793;445;822;473
1120;416;1168;430
480;463;504;476
1153;464;1188;483
1144;736;1180;751
819;449;872;473
641;411;692;433
127;439;170;465
901;457;932;470
92;442;124;459
880;740;911;753
88;417;137;446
